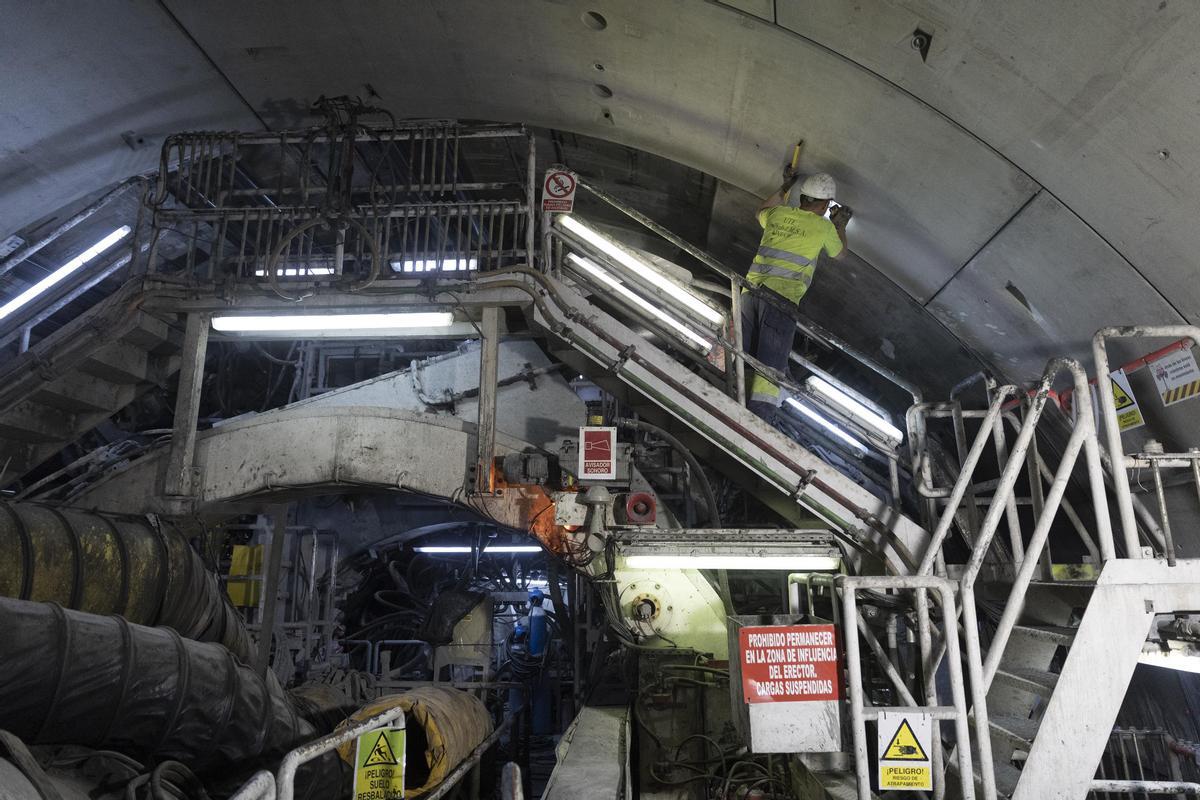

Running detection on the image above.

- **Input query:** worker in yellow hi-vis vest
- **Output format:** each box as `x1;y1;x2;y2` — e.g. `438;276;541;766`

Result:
743;169;850;423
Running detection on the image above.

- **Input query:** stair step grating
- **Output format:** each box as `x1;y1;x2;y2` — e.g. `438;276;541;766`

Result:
977;761;1023;798
993;667;1059;695
1010;624;1076;646
989;715;1041;749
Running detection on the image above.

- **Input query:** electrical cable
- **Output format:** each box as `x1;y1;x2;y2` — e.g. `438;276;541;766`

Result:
615;417;720;527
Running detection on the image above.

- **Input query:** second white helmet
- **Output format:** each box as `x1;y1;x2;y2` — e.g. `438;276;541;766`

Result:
799;173;837;200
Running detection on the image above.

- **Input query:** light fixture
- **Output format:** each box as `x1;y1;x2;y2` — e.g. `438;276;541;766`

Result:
807;376;903;445
254;266;335;277
1138;651;1200;674
558;216;723;325
390;258;479;273
785;397;869;454
0;226;131;320
212;312;456;338
415;545;543;554
566;254;712;352
618;529;840;572
623;554;841;571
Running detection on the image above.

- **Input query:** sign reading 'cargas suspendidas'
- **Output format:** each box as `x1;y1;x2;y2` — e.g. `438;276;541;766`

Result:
354;727;406;800
877;712;932;791
738;624;840;703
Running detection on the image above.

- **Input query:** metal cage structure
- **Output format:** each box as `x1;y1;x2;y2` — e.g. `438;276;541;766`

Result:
142;119;536;292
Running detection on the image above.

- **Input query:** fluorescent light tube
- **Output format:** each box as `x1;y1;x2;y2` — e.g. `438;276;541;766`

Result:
0;226;131;320
212;312;455;335
567;254;712;352
785;397;869;453
558;216;723;325
254;266;335;277
415;545;543;554
390;258;479;273
807;376;903;444
1138;652;1200;674
624;554;841;571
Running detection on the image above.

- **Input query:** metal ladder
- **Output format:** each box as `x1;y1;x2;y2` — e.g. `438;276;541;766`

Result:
832;326;1200;800
0;278;180;486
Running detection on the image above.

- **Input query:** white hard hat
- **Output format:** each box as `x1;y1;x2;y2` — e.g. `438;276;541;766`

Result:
799;173;837;200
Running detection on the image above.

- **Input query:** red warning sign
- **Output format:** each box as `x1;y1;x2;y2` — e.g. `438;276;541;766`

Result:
579;426;616;480
739;625;839;703
542;169;578;213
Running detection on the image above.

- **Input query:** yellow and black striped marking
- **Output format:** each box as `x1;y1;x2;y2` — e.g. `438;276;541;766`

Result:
1163;379;1200;406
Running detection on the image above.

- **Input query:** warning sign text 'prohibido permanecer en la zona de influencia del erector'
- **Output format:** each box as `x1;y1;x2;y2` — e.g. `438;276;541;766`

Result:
738;625;840;702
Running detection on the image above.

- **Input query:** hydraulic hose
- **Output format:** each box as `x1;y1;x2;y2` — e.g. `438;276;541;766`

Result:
0;501;256;664
616;418;721;527
0;597;313;770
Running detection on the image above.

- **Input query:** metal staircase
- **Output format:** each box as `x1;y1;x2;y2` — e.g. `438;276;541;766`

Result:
5;119;1200;800
830;328;1200;800
0;280;180;485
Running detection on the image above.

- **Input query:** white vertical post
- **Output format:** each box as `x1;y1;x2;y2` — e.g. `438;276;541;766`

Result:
163;312;211;499
476;306;500;493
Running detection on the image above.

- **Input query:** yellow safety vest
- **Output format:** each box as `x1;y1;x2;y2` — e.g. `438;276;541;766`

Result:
749;207;844;303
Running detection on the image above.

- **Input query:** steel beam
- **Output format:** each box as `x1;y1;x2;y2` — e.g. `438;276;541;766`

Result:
256;506;289;678
476;305;500;493
162;312;210;500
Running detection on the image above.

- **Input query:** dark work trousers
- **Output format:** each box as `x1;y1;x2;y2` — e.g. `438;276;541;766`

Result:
740;290;797;423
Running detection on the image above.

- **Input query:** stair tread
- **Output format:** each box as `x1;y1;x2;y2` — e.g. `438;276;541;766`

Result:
989;715;1040;747
978;761;1023;798
1011;624;1077;645
993;667;1059;693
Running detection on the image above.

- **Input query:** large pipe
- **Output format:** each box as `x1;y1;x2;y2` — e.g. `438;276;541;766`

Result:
0;501;256;664
0;597;313;769
335;688;494;798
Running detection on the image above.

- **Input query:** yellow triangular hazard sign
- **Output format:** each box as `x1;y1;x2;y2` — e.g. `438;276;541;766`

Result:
363;731;399;767
1111;377;1135;410
881;719;929;761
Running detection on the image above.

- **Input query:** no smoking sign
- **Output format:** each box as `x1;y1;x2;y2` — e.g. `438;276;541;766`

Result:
542;168;577;213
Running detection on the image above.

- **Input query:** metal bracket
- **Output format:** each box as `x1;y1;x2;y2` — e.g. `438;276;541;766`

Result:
791;468;818;498
612;345;636;374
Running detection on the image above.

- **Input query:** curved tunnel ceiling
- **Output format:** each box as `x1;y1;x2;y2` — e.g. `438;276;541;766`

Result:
3;0;1195;384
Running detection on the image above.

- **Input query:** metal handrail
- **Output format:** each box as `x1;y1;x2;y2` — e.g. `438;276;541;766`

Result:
570;173;924;406
1091;779;1200;795
915;386;1016;576
901;359;1113;800
0;176;146;280
277;706;406;800
548;216;908;466
841;574;978;800
1093;325;1200;559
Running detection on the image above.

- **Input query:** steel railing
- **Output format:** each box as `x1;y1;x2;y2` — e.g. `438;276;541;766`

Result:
141;123;537;296
1090;728;1200;798
1094;326;1200;560
229;705;406;800
831;355;1126;800
541;176;924;505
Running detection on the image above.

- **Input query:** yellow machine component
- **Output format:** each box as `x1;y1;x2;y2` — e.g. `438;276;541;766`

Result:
336;687;493;797
226;544;264;606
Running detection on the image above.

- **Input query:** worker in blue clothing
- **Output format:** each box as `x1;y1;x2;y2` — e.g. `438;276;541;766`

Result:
743;168;851;423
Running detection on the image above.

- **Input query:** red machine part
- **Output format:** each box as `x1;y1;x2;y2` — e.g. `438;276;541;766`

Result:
624;491;657;525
